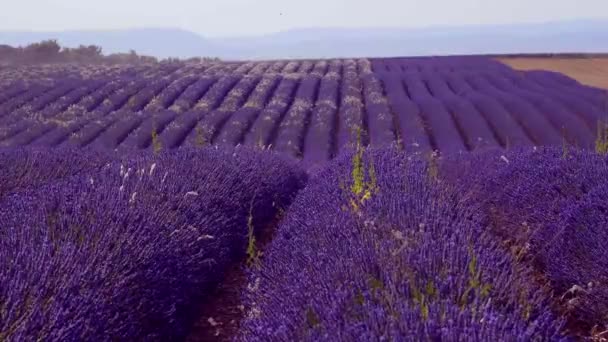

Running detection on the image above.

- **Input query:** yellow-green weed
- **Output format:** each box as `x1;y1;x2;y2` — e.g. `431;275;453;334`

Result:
246;196;261;269
347;127;378;213
151;116;162;154
596;120;608;155
195;124;207;148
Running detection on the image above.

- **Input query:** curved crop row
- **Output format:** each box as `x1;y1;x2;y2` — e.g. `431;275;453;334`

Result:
0;147;306;341
440;147;608;339
335;59;366;149
184;75;262;147
169;76;218;113
237;148;566;340
144;75;199;111
273;74;320;158
303;72;341;166
0;57;605;163
244;76;300;148
216;75;282;147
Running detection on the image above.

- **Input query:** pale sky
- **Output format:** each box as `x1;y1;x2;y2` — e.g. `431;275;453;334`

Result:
2;0;608;37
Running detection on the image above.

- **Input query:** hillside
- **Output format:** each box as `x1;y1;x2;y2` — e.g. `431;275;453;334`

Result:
1;54;608;340
0;56;605;166
2;19;608;60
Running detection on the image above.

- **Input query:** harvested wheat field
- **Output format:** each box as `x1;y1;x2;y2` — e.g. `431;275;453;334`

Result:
499;57;608;90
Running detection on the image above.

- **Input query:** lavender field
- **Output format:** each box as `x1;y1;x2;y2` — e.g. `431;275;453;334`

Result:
1;56;608;341
1;57;606;163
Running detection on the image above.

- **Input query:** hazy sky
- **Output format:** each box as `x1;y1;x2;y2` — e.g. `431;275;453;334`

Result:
2;0;608;37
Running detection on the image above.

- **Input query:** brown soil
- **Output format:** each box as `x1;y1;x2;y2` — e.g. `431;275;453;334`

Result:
186;263;247;342
497;57;608;90
186;210;287;341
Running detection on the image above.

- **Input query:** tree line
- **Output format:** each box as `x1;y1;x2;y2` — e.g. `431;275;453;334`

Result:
0;39;219;65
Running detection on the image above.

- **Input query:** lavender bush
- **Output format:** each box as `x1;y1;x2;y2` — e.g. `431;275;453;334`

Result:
440;147;608;338
237;148;566;341
0;147;306;341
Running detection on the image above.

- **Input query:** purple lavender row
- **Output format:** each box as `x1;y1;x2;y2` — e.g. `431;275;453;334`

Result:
537;183;608;336
421;73;502;150
0;120;57;147
29;113;105;147
76;77;136;113
526;69;579;87
216;75;282;147
244;76;300;148
237;148;566;341
281;61;299;73
273;75;320;158
14;79;83;113
169;76;218;113
119;66;180;111
233;62;256;74
311;60;329;77
523;70;607;107
156;110;205;148
328;59;342;75
297;60;315;73
247;62;271;75
402;73;467;153
0;120;33;144
12;81;81;119
191;75;241;112
266;61;286;73
335;59;365;149
416;98;468;153
0;147;305;341
119;110;178;151
0;148;111;200
463;73;563;145
59;110;126;148
197;63;225;75
144;75;199;111
302;73;340;166
0;78;103;128
0;82;28;106
441;72;533;147
402;72;434;100
120;77;174;112
483;73;595;148
440;147;608;339
497;71;606;132
91;78;149;116
523;69;585;90
163;75;243;148
378;74;431;153
86;110;146;151
37;79;106;118
216;76;262;114
371;57;512;74
184;76;261;147
0;83;54;120
361;73;397;148
141;62;182;78
23;79;139;147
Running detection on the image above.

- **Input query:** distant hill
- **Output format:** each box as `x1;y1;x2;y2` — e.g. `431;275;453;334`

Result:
0;28;230;59
220;19;608;59
2;19;608;60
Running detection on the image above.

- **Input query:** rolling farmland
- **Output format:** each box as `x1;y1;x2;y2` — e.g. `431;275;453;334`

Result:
0;57;605;167
1;56;608;341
